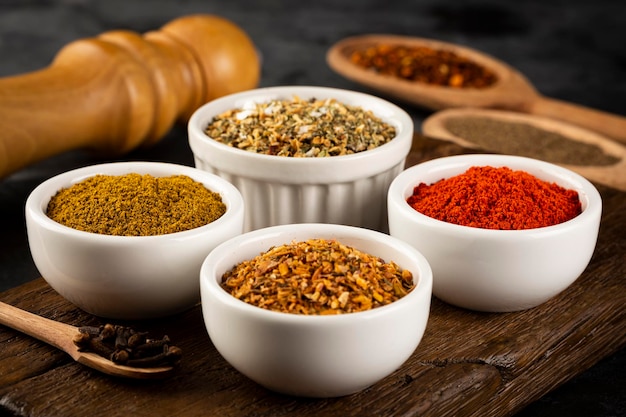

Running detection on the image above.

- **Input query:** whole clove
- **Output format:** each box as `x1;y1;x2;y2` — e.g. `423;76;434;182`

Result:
73;324;182;368
127;346;183;368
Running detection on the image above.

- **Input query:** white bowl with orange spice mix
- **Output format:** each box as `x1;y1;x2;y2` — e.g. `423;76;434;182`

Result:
188;85;414;232
25;161;244;319
387;154;602;312
199;223;433;397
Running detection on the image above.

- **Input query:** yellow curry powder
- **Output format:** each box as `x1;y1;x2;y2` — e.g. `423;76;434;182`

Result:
46;173;226;236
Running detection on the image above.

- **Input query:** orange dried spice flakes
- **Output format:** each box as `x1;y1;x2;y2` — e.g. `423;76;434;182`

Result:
350;44;498;89
221;239;415;315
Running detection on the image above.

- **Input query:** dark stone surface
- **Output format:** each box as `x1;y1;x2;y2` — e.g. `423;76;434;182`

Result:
0;0;624;415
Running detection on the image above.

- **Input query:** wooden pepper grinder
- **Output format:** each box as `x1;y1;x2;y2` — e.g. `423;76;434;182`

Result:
0;14;260;179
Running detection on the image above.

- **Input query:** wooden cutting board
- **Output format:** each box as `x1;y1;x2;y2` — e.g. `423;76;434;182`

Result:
1;136;625;417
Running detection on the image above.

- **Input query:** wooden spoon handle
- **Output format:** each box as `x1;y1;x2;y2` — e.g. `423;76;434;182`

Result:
0;14;260;179
529;95;626;146
0;301;79;358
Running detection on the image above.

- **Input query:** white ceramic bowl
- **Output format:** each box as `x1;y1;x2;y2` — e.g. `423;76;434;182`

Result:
388;154;602;312
25;162;245;319
188;85;414;232
200;223;432;397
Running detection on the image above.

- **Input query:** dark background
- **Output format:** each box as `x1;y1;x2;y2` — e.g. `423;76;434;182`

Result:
0;0;624;415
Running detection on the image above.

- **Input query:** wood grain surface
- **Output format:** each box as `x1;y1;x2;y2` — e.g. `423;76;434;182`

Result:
1;137;624;417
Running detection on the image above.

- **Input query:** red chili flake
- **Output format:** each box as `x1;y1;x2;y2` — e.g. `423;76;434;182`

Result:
350;44;498;89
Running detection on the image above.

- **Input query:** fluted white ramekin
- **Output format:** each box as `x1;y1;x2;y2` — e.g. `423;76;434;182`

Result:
188;86;413;232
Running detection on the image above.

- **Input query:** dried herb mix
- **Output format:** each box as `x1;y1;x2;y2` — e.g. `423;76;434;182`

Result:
47;173;226;236
221;238;415;315
350;44;497;88
407;166;582;230
204;96;396;157
443;116;621;166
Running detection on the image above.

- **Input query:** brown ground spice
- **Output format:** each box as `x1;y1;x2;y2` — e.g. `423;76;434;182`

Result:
443;116;621;166
221;238;415;315
46;173;226;236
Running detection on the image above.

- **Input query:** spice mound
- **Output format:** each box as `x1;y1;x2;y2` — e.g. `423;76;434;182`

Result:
46;173;226;236
407;166;582;230
350;44;497;88
443;116;621;167
204;96;396;157
221;238;415;315
73;323;182;368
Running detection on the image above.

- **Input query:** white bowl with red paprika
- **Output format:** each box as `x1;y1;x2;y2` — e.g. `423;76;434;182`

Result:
25;161;245;319
387;154;602;312
187;85;413;232
199;222;433;397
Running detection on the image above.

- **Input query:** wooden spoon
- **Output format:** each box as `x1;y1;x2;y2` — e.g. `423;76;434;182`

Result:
422;107;626;191
326;34;626;145
0;301;174;379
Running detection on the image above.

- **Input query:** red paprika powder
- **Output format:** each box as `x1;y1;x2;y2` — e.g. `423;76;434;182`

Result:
406;166;582;230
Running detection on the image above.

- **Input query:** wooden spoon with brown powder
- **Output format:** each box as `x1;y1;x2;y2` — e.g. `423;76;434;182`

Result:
422;108;626;191
326;34;626;145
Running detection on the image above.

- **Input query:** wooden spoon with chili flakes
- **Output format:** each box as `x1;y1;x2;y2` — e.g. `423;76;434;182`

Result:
326;34;626;145
0;301;175;379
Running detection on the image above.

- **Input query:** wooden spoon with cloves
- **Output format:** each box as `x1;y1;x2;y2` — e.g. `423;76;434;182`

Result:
0;301;179;379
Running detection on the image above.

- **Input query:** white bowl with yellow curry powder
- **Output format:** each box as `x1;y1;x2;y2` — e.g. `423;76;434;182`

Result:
200;223;433;397
26;161;244;319
188;85;414;232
